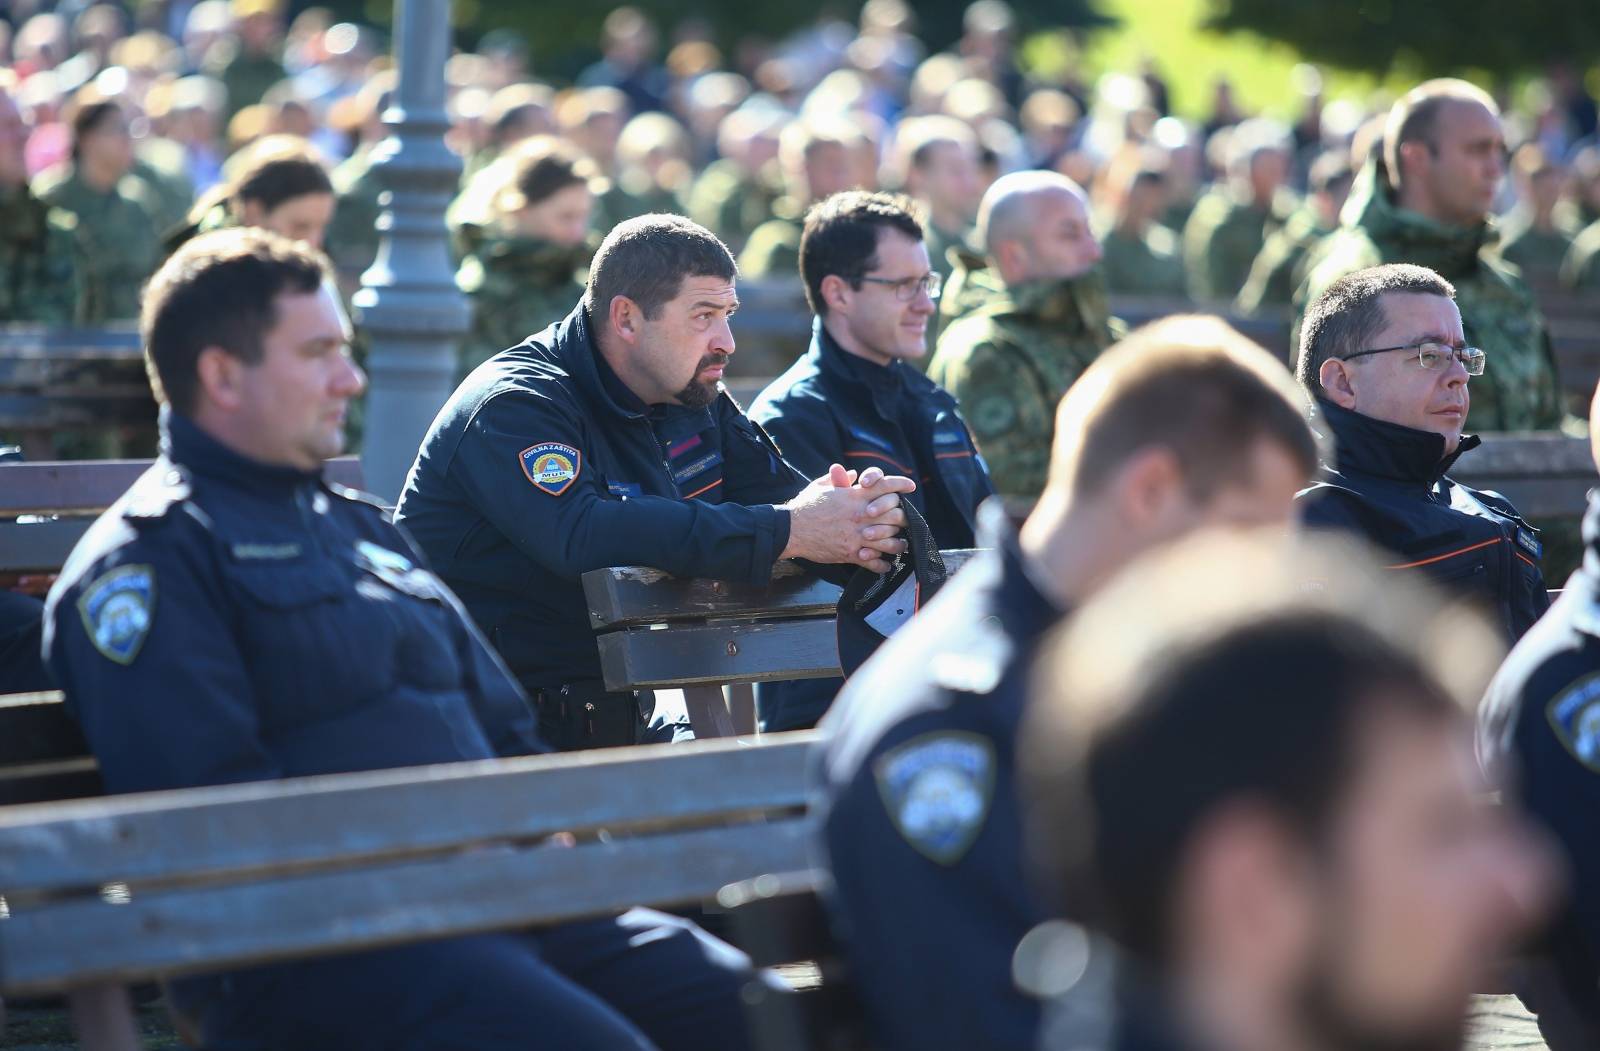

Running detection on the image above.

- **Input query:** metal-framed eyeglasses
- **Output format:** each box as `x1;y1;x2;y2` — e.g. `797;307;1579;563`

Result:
859;270;943;301
1340;340;1486;376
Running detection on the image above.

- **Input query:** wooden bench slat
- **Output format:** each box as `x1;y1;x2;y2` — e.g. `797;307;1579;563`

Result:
0;519;94;573
0;759;103;807
1445;478;1597;520
0;692;85;766
1457;433;1595;475
0;456;367;515
0;735;812;893
0;816;816;995
599;620;840;691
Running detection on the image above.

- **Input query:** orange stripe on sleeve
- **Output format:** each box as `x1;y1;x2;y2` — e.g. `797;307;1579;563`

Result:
1385;537;1501;570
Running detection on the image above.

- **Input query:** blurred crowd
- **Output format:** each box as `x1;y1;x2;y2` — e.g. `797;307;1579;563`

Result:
3;0;1600;364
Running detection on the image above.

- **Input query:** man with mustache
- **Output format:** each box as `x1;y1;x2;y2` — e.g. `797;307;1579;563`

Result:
1295;262;1550;641
747;191;995;732
396;213;913;750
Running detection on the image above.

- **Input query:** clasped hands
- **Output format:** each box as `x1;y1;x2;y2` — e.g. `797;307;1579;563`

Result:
780;464;916;574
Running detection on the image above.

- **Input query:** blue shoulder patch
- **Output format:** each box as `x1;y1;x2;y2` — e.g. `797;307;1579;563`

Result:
520;442;582;496
1547;673;1600;774
77;564;156;665
874;731;995;864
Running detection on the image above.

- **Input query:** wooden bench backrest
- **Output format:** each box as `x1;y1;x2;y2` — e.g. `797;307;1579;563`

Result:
1450;433;1597;520
0;734;814;996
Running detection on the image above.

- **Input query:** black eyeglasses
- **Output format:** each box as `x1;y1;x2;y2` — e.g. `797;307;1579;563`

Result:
1341;340;1486;376
859;271;943;301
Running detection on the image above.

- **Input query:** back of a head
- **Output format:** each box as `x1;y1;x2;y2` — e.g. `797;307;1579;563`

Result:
1297;262;1457;393
1224;117;1290;177
1383;78;1498;191
1046;315;1319;503
892;114;976;184
799;190;923;316
977;168;1084;257
585;213;734;322
1021;529;1501;965
216;133;331;214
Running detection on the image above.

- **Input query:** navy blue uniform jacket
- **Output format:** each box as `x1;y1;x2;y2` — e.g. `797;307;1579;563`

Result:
813;502;1063;1051
394;303;809;691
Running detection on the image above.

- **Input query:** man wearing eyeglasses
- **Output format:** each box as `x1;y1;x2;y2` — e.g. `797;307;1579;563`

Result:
748;191;995;731
1296;262;1550;641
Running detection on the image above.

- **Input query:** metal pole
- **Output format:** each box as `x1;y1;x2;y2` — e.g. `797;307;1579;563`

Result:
354;0;469;503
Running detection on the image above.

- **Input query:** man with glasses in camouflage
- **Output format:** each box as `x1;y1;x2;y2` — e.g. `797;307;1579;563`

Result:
749;191;994;731
1297;263;1550;641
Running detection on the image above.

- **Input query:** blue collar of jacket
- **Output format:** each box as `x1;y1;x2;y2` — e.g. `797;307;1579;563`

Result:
809;315;946;419
1312;396;1478;487
975;498;1064;642
161;406;324;497
551;302;650;421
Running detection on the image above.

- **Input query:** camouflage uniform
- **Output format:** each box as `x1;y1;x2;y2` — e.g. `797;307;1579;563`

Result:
34;165;162;322
591;181;660;237
1561;219;1600;289
1182;186;1297;303
131;142;197;239
1099;222;1186;297
928;270;1122;501
939;246;1006;330
686;159;779;251
737;199;806;280
1297;160;1562;431
0;184;85;322
1236;205;1336;314
1496;209;1573;284
454;228;589;381
327;146;386;283
210;46;288;123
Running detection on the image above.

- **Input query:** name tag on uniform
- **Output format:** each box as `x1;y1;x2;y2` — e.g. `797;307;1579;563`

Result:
1516;529;1543;560
230;542;303;560
671;451;724;484
607;481;643;499
354;540;438;600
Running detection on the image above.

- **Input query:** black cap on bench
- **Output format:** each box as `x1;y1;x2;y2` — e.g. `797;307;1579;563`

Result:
836;500;948;677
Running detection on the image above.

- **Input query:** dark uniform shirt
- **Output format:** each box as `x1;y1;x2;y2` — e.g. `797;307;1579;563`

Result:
1297;398;1550;642
394;303;809;742
749;320;994;731
1479;493;1600;1047
814;502;1063;1051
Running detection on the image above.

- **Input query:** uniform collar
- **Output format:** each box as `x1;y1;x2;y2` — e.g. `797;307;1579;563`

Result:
1581;490;1600;585
1344;157;1494;276
161;406;324;496
811;316;934;416
556;302;649;420
1002;268;1112;334
1313;397;1478;486
977;499;1065;639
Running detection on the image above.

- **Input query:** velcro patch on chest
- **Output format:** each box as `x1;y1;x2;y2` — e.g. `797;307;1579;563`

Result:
520;442;582;496
873;731;995;865
671;450;724;484
1547;673;1600;774
77;564;156;665
1516;528;1543;561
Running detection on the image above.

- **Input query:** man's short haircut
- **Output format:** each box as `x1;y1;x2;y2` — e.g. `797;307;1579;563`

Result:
141;227;332;415
1297;263;1457;391
1022;531;1499;965
1048;315;1320;501
585;213;736;321
1308;150;1354;196
1223;117;1290;176
978;169;1086;256
798;190;923;316
1384;78;1499;191
893;114;976;180
778;117;858;174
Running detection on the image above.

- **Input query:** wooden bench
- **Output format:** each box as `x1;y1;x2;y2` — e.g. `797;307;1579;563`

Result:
582;551;979;738
0;734;817;1050
0;325;154;461
1452;432;1597;520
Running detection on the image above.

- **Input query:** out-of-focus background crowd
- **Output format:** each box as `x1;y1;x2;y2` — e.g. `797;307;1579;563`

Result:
3;0;1599;445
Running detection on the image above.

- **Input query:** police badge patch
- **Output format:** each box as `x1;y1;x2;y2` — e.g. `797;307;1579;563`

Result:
520;442;581;496
1547;672;1600;773
874;731;995;864
77;564;156;665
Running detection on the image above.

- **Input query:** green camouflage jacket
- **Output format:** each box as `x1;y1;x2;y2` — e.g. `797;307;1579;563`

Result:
1561;219;1600;289
1236;205;1335;314
737;202;805;280
928;269;1123;501
1100;222;1186;297
0;184;85;322
686;159;780;251
1297;161;1562;431
455;230;589;380
34;165;161;322
1182;185;1297;303
939;246;1007;330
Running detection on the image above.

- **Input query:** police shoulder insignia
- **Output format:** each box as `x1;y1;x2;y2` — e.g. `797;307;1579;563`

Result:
76;564;156;665
1546;672;1600;774
520;442;582;496
874;731;996;864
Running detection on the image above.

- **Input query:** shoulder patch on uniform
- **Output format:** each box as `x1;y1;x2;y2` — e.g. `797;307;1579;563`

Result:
520;442;582;496
874;731;996;864
76;564;156;665
1546;672;1600;773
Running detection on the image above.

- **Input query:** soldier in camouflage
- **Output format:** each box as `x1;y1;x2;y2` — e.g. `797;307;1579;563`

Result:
1496;145;1575;286
737;119;860;280
685;108;782;252
1098;154;1186;298
1236;151;1352;314
0;85;83;323
1182;118;1297;303
1565;220;1600;289
929;171;1123;503
1297;79;1562;432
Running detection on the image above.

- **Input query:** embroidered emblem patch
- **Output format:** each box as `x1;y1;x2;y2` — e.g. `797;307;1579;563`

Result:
520;443;581;496
1547;672;1600;773
77;564;156;665
355;540;437;599
874;731;995;864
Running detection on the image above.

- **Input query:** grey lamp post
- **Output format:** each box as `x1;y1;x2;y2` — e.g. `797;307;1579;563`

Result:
354;0;469;503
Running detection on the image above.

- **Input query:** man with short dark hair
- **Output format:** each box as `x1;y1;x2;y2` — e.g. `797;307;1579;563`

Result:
44;228;765;1051
816;316;1319;1051
1296;262;1550;641
1298;78;1561;431
747;191;993;732
1021;532;1555;1051
1236;149;1353;313
396;213;913;750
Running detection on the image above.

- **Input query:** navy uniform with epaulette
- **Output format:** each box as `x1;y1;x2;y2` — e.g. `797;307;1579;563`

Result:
43;408;762;1051
395;302;810;750
1478;492;1600;1049
813;501;1064;1051
749;320;995;732
1296;398;1549;642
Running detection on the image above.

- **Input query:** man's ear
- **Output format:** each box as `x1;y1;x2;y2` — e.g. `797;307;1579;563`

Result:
608;294;643;345
195;346;245;411
820;273;852;315
1318;357;1358;410
1114;445;1186;529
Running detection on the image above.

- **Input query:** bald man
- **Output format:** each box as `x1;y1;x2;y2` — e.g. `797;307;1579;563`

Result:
928;170;1123;503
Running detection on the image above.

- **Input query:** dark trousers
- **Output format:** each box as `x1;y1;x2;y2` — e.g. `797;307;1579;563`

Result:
172;908;768;1050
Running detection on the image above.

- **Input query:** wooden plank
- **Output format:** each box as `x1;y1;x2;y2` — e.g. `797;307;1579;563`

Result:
684;685;737;738
66;984;140;1051
0;817;816;995
1459;433;1594;475
0;324;142;356
599;619;840;690
0;692;82;766
585;549;980;628
728;683;758;736
0;759;103;807
0;457;365;515
0;734;814;894
0;520;91;573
